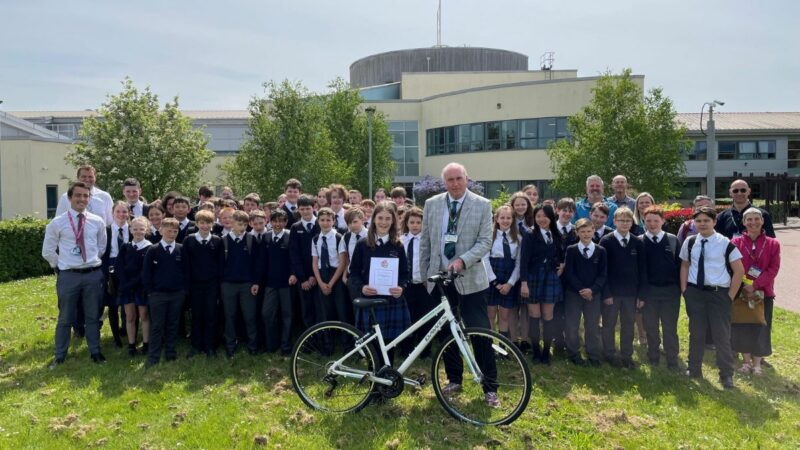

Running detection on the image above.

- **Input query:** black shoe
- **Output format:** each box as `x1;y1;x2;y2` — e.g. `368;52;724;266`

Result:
686;369;702;379
621;359;638;369
720;375;735;389
187;349;202;359
49;357;65;369
519;341;531;353
128;344;137;357
540;350;551;366
140;343;149;355
570;356;588;366
91;353;107;364
588;359;602;367
604;356;622;368
113;336;124;348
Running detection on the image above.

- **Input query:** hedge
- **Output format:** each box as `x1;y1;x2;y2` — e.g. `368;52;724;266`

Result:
0;217;52;282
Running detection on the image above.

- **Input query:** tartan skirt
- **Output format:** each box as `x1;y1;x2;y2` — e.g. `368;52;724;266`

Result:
525;266;562;304
355;296;411;340
488;257;519;308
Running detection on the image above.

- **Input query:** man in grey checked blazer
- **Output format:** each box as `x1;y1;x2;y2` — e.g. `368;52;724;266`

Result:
419;162;499;406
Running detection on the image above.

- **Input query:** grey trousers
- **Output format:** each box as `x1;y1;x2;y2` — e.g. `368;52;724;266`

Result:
262;287;292;352
54;269;104;358
642;285;680;365
684;286;735;377
601;295;636;360
564;290;602;361
221;282;258;352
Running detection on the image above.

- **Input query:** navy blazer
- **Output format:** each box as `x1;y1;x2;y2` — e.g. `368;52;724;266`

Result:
288;220;320;281
520;228;563;276
115;242;151;296
348;238;409;300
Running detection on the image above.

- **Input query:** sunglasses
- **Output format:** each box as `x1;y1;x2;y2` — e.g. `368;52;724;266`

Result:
731;188;748;194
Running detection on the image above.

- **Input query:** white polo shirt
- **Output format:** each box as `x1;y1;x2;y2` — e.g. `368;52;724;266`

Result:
679;232;743;287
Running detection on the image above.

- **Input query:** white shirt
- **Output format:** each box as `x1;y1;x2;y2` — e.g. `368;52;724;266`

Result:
311;229;343;269
56;186;113;225
249;229;269;241
179;218;190;231
333;209;346;230
285;202;297;212
109;222;130;258
484;229;521;285
680;232;743;287
539;228;554;244
579;241;596;259
160;240;176;253
271;229;287;242
557;221;573;235
402;232;423;283
339;228;367;271
42;208;107;270
300;217;317;231
516;218;529;232
645;230;665;243
132;239;152;250
595;228;607;241
440;193;465;271
613;230;631;247
194;232;212;244
129;200;146;218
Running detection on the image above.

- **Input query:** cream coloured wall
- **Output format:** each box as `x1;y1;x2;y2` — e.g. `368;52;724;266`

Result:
0;139;74;219
400;70;578;100
424;150;555;182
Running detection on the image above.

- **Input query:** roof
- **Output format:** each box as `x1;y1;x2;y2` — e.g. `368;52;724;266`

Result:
9;110;251;120
677;112;800;133
0;111;71;141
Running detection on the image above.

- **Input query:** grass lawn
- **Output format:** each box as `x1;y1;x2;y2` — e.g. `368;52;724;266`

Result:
1;276;799;449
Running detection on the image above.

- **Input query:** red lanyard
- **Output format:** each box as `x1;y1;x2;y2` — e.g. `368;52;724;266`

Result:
747;235;766;263
67;212;85;242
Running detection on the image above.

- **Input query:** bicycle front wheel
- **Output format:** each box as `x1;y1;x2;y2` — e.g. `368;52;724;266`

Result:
290;321;378;413
432;327;531;426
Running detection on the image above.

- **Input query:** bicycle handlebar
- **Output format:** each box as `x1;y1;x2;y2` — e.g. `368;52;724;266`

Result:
427;270;463;285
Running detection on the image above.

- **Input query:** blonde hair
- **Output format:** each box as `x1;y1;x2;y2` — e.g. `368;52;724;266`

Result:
130;216;151;230
614;207;635;220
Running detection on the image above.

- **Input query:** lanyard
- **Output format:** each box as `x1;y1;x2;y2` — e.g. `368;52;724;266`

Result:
446;197;463;233
67;211;85;242
747;235;766;263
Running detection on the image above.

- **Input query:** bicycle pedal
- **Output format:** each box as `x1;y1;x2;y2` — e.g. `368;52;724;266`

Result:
414;374;426;386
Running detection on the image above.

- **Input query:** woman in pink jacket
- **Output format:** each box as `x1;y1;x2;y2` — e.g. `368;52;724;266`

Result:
731;207;781;375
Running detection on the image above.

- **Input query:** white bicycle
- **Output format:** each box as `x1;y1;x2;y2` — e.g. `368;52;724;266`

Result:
289;271;531;426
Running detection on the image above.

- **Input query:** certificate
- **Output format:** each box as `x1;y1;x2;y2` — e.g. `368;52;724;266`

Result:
369;257;399;296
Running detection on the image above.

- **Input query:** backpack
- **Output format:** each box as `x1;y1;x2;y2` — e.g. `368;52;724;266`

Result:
313;233;342;252
222;233;254;261
686;234;736;276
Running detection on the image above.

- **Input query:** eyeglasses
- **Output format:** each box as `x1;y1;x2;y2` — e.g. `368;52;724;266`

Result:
731;188;748;194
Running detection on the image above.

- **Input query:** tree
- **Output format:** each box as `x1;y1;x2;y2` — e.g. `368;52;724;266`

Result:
547;69;690;200
66;78;213;201
224;79;394;201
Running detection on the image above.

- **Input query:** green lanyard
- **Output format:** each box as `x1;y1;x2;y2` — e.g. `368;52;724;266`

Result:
447;197;463;234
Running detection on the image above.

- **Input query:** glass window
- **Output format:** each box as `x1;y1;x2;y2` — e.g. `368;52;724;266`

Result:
405;121;418;131
406;163;419;176
502;120;517;150
388;121;404;132
404;130;418;147
690;141;707;161
405;147;418;163
470;124;484;151
718;141;736;160
538;117;557;148
46;185;58;219
486;122;501;150
556;118;568;138
445;127;456;153
458;125;471;153
738;141;757;159
426;130;434;156
758;140;776;159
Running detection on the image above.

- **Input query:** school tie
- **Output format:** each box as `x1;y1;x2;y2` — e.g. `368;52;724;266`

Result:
583;247;590;259
274;235;280;244
445;200;459;259
518;220;525;231
562;226;568;236
621;237;628;248
306;223;313;233
696;238;707;287
116;227;124;252
201;239;208;246
320;236;330;271
165;245;172;254
502;232;512;260
76;213;87;262
651;235;658;244
545;231;552;245
235;237;241;244
407;237;415;275
128;203;135;216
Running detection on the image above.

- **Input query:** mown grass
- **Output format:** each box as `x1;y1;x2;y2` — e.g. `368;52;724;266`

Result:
1;276;799;449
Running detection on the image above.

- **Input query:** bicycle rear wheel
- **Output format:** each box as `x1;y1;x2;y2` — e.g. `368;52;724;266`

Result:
290;321;377;413
432;327;531;426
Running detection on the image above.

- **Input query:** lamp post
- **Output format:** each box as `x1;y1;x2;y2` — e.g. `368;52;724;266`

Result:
365;106;376;199
704;100;724;201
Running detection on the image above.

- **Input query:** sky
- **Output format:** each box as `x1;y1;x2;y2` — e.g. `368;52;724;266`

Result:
1;0;797;113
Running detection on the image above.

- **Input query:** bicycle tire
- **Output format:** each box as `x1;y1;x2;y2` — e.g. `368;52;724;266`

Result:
431;327;531;426
290;321;378;413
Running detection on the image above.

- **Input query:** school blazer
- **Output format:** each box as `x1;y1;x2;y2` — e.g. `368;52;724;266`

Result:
419;190;493;295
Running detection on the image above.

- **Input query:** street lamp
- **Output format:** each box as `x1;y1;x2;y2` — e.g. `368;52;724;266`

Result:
365;106;376;199
704;99;724;201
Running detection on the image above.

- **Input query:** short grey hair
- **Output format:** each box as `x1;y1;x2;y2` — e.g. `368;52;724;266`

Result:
441;162;468;180
586;175;604;186
693;195;714;206
742;207;763;220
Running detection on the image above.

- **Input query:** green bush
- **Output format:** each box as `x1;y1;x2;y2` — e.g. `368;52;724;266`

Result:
0;217;52;282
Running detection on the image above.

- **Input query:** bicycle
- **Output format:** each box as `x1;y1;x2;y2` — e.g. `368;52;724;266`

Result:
290;271;531;426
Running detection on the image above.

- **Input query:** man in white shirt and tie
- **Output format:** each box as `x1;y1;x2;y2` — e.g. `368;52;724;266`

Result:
55;165;113;225
42;182;108;368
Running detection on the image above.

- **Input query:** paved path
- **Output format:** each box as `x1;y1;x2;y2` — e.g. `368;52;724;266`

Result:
773;227;799;313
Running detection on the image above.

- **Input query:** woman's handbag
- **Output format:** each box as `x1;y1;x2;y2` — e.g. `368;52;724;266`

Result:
731;289;767;325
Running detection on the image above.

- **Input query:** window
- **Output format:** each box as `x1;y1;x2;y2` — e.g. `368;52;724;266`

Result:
469;124;484;151
501;120;517;150
757;140;776;159
538;117;557;148
687;141;707;161
486;122;501;150
718;142;736;160
46;185;58;219
519;119;538;149
388;121;419;177
737;141;757;159
424;116;569;155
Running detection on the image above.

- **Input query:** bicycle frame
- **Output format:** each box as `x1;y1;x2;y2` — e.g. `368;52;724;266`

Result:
328;286;486;388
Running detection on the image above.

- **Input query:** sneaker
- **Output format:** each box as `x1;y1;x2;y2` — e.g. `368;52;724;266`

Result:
442;382;462;396
485;392;500;408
